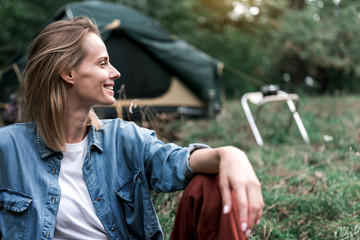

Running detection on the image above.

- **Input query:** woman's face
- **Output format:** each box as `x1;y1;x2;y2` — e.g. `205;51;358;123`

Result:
68;32;120;109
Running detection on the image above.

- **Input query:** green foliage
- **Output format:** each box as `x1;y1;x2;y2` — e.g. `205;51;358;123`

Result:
258;0;360;93
153;95;360;239
2;0;360;95
0;0;74;69
115;0;360;94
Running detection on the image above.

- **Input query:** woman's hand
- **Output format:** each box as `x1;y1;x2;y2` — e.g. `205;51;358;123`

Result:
217;146;264;237
189;146;264;237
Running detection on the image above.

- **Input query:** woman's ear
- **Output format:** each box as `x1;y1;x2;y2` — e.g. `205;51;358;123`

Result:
60;68;74;85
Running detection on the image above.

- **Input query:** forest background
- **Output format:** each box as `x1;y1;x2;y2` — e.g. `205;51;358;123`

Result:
1;0;360;97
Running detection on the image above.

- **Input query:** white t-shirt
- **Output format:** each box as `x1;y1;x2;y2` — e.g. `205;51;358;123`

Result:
54;136;109;240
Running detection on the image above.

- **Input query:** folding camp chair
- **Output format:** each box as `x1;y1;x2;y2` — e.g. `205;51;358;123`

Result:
241;88;310;146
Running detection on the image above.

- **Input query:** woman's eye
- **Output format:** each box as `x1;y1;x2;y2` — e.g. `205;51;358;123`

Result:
100;61;106;66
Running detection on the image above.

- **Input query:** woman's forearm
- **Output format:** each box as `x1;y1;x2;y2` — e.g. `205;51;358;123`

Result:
189;146;242;174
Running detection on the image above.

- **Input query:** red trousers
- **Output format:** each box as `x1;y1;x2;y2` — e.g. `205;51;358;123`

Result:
170;174;247;240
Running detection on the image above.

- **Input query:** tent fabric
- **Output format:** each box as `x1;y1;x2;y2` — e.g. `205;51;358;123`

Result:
104;31;172;99
0;1;222;112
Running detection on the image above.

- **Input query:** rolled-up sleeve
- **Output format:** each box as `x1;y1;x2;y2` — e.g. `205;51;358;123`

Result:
184;143;211;178
143;130;211;192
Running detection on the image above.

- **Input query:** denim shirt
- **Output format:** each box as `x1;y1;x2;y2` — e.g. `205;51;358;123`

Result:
0;119;207;240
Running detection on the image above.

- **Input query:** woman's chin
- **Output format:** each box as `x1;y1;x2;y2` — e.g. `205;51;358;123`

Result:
99;97;116;106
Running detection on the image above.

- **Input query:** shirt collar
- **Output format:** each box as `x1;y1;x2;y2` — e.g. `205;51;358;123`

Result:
37;134;60;160
88;124;103;152
36;123;104;160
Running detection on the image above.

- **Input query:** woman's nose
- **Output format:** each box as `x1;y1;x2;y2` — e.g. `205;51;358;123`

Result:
110;64;121;80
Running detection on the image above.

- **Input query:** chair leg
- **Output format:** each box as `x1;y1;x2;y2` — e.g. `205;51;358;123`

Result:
285;98;310;144
241;94;264;146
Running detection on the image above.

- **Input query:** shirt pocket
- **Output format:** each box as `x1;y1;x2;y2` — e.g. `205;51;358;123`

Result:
0;188;33;240
115;170;162;240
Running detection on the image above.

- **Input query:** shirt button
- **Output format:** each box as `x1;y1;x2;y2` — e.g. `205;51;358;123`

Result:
96;197;101;202
86;166;90;170
52;168;56;174
52;197;56;203
111;227;115;231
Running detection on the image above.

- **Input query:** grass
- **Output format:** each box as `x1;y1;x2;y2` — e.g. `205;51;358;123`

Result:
150;94;360;240
2;95;359;239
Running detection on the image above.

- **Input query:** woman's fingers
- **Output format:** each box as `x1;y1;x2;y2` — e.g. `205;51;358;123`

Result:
217;146;264;237
219;175;232;214
245;180;264;229
256;191;264;225
233;183;249;233
233;178;263;238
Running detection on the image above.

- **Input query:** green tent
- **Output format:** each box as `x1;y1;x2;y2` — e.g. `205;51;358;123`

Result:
0;1;223;119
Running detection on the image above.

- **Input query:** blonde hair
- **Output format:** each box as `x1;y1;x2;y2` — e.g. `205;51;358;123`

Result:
20;17;102;151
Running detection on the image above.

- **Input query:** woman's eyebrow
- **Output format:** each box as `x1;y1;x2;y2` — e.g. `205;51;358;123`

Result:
96;56;108;61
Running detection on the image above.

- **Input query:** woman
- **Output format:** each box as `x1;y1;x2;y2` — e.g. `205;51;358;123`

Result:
0;17;263;239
